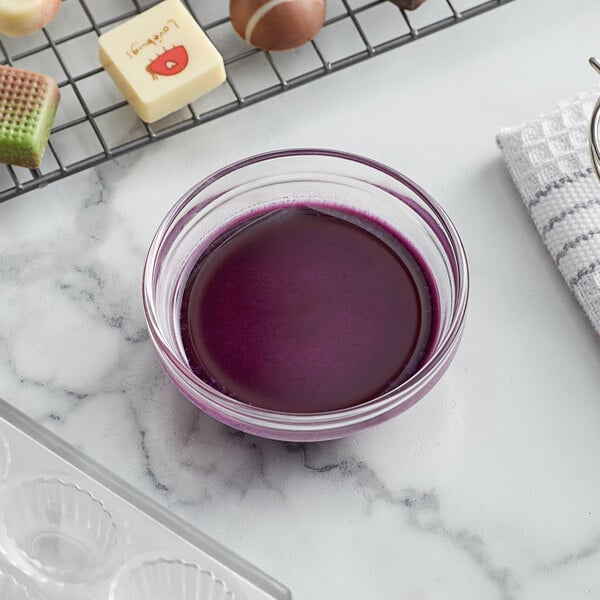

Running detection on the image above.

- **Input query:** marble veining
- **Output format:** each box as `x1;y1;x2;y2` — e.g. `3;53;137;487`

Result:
0;141;599;599
2;2;600;596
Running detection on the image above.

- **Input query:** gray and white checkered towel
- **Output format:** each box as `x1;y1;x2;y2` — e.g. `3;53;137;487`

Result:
497;88;600;335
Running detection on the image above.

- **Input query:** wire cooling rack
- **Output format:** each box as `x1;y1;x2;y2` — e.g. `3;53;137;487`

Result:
0;0;514;202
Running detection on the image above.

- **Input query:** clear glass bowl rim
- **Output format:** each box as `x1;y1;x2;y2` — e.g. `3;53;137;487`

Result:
142;148;469;430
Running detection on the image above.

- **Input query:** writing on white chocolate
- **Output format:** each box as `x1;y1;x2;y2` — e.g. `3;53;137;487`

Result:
126;19;180;59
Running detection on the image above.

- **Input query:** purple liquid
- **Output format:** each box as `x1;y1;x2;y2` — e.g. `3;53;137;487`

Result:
180;206;437;413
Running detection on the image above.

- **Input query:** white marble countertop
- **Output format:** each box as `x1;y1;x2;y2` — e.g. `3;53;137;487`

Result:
1;0;600;597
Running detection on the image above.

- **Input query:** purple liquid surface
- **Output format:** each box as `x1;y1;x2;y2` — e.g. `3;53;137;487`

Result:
180;206;437;413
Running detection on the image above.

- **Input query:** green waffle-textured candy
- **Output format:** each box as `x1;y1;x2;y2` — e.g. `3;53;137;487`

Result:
0;64;60;169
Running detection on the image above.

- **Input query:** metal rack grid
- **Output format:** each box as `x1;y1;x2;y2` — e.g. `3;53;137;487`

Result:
0;0;514;202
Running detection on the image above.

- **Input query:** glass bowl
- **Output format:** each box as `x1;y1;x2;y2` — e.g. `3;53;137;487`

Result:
143;149;469;441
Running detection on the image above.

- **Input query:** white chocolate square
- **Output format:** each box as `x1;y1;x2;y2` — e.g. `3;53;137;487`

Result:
98;0;226;123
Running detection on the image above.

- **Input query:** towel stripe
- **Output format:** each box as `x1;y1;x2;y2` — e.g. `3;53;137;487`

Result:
528;168;594;210
570;258;600;287
555;228;600;263
542;197;600;237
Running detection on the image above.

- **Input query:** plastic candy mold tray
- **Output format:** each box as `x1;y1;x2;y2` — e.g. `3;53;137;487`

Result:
0;398;291;600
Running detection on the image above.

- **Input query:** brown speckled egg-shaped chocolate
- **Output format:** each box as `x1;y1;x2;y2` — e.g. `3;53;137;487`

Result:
230;0;326;51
